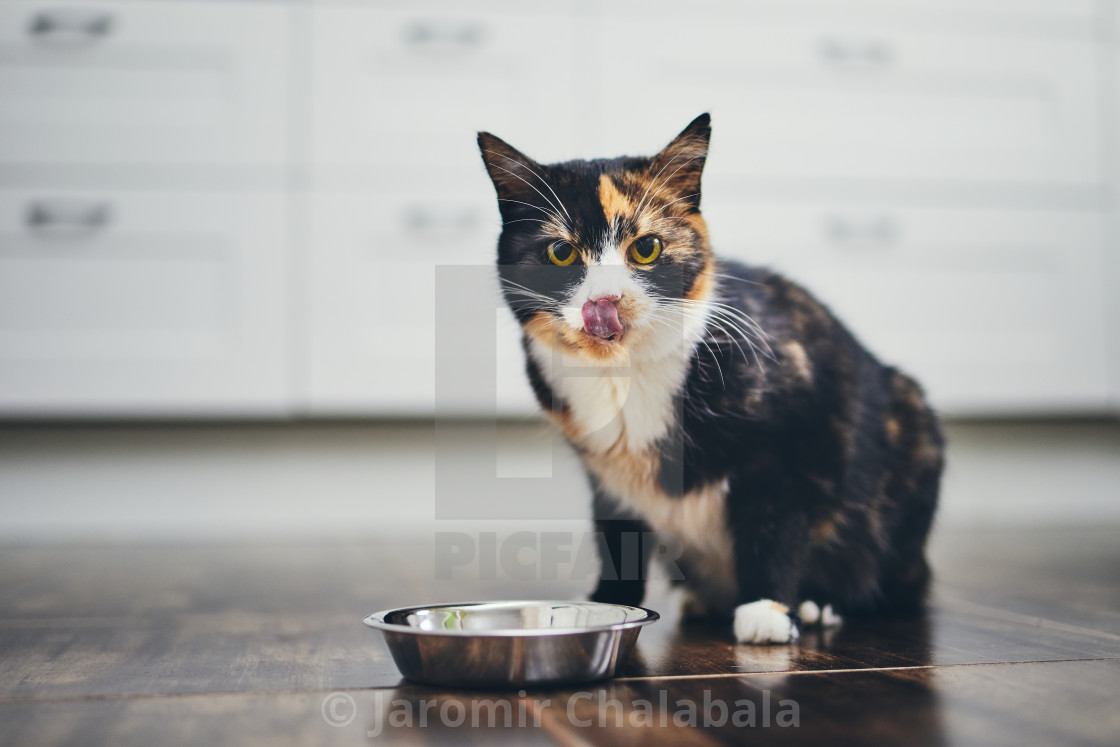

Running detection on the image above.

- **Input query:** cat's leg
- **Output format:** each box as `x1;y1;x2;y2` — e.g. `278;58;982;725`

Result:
726;473;811;645
877;369;943;615
588;490;654;606
589;516;653;606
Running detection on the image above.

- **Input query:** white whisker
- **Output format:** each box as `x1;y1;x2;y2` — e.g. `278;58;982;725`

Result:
483;150;572;224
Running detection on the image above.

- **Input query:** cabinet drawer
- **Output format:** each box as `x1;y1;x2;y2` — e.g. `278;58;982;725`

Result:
603;1;1101;39
598;11;1101;188
702;200;1109;413
305;191;534;415
0;190;289;415
310;2;579;179
0;0;289;166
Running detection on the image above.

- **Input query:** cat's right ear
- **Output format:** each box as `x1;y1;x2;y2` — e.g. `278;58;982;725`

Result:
478;132;543;210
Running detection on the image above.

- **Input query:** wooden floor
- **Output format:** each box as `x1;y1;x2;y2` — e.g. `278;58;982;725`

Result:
1;526;1118;745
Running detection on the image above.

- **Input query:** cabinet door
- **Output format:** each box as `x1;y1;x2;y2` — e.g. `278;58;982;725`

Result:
310;1;580;180
612;0;1101;38
702;200;1109;414
0;0;289;166
0;191;289;415
305;190;535;416
598;3;1101;188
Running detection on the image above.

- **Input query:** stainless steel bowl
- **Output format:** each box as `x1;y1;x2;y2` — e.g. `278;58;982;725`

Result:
364;600;660;688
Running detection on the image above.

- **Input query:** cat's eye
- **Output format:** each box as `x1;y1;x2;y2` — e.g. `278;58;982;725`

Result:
547;240;577;266
629;236;663;264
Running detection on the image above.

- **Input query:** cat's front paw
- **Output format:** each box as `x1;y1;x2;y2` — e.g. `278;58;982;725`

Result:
733;600;800;645
798;600;842;628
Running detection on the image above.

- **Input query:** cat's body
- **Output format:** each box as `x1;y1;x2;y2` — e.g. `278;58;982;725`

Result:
480;115;943;643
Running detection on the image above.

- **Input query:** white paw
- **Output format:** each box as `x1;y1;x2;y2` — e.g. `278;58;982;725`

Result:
798;600;821;625
820;604;842;628
734;600;800;644
798;600;842;628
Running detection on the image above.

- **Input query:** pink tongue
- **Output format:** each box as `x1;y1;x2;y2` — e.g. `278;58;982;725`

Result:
582;298;623;339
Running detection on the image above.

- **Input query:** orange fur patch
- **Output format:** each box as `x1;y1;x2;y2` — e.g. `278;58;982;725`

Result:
685;258;715;303
810;515;839;544
598;174;631;225
683;212;710;245
885;418;901;443
782;342;813;383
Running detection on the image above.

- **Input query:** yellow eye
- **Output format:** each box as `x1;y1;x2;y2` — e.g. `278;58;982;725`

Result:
547;240;577;266
629;236;663;264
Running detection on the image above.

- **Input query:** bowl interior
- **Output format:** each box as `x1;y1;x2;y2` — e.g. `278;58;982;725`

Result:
373;601;655;634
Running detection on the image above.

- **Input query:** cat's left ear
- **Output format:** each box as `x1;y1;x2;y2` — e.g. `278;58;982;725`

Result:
478;132;544;213
649;113;711;210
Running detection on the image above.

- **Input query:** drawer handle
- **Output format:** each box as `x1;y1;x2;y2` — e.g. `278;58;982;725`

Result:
403;206;479;232
26;200;112;233
818;38;892;68
28;10;114;40
824;215;898;246
404;20;485;49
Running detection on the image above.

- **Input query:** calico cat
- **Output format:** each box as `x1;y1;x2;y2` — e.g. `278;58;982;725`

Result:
478;114;943;644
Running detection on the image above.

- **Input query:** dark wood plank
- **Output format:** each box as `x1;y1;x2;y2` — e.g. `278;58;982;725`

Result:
930;526;1120;637
0;543;409;698
537;659;1120;746
0;689;564;747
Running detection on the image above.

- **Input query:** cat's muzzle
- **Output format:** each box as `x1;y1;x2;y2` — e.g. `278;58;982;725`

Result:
582;297;623;340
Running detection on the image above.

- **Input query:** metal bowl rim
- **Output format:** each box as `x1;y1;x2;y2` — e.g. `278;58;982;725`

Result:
363;600;660;638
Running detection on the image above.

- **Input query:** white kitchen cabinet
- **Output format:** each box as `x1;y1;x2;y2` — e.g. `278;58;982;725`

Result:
309;1;581;181
0;190;290;416
703;200;1110;414
0;0;290;167
304;189;535;416
598;3;1102;190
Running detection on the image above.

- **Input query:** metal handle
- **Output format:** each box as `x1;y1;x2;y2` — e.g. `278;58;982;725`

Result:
26;200;112;233
824;215;898;246
28;10;114;40
818;38;892;68
403;20;485;48
402;206;479;233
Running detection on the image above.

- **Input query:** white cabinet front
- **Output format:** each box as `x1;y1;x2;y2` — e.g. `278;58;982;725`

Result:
599;4;1102;189
0;190;289;415
0;0;290;167
310;2;580;180
703;200;1109;414
305;190;534;416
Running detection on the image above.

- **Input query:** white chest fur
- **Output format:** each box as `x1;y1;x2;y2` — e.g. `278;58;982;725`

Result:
534;345;682;455
528;315;736;598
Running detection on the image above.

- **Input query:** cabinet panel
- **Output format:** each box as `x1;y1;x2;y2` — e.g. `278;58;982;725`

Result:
598;11;1101;188
0;190;289;415
702;201;1109;413
603;1;1101;39
305;191;534;415
0;0;289;166
310;2;579;178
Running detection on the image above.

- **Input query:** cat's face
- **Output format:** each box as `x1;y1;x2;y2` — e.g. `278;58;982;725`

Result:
479;114;715;364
